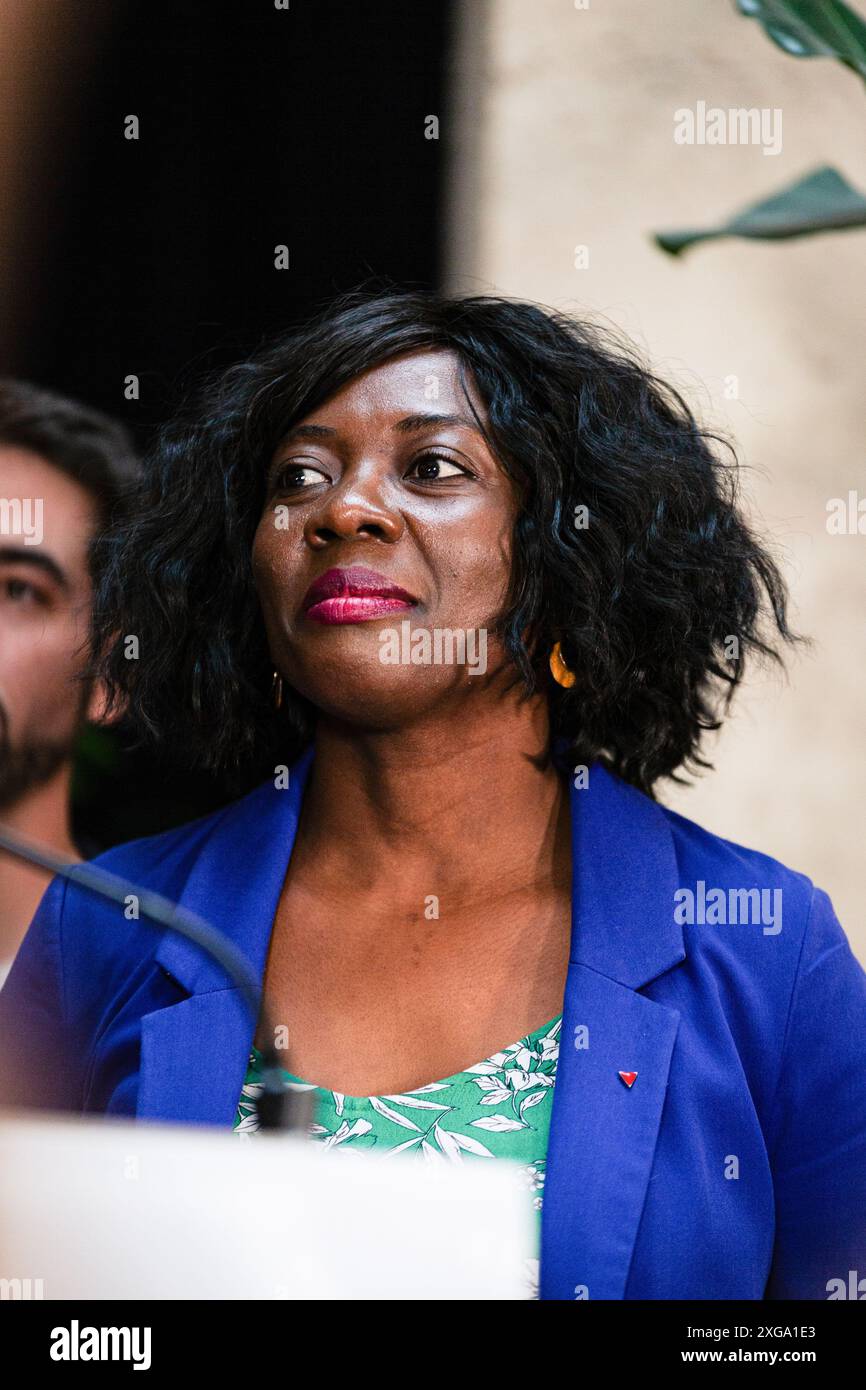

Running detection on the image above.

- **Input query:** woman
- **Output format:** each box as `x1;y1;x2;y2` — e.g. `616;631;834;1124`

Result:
1;287;864;1300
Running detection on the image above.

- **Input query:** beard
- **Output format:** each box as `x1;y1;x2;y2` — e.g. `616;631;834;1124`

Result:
0;698;81;811
0;737;74;811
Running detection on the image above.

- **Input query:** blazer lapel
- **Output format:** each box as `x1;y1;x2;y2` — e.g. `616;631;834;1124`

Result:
137;747;314;1123
138;992;261;1124
540;765;685;1300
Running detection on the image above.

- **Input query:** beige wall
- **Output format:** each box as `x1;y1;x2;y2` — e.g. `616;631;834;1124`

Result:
445;0;866;957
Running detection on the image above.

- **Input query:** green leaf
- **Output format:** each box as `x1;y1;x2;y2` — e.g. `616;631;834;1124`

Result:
736;0;866;82
654;164;866;256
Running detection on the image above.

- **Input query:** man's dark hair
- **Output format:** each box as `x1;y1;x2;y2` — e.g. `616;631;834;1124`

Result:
90;283;800;798
0;379;140;541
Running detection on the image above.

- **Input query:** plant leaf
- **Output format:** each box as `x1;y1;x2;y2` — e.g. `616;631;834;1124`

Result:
736;0;866;82
654;164;866;255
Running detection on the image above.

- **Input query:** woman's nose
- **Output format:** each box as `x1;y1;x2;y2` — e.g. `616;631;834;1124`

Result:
304;466;404;547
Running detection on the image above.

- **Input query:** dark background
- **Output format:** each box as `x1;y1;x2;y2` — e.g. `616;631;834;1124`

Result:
4;0;455;849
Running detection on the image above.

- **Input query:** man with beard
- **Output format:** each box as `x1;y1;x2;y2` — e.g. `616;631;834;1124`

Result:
0;380;139;983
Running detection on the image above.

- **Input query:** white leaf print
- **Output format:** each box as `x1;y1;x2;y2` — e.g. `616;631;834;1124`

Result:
470;1115;526;1132
473;1075;505;1092
523;1072;554;1088
368;1097;422;1131
519;1090;546;1115
234;1113;261;1135
324;1118;372;1148
479;1088;511;1106
450;1131;494;1158
341;1119;372;1140
384;1134;425;1156
463;1062;504;1076
506;1069;534;1091
421;1140;443;1163
381;1094;452;1111
333;1093;345;1117
433;1125;463;1161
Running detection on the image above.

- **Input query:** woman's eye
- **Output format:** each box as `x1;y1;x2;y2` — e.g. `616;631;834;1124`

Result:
406;452;467;482
272;463;329;492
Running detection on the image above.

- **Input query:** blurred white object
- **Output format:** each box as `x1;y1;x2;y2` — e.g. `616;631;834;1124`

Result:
0;1111;533;1299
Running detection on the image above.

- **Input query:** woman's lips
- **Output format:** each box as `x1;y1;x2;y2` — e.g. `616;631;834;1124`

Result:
302;566;418;626
307;594;415;625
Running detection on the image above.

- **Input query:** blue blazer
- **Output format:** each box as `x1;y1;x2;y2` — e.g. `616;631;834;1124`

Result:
2;747;865;1300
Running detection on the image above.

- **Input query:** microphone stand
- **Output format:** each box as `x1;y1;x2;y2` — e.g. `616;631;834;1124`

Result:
0;822;312;1134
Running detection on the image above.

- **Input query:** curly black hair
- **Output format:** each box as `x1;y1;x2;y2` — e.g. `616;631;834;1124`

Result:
90;283;798;798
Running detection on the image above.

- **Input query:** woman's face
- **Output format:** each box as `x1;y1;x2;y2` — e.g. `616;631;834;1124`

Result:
251;348;521;729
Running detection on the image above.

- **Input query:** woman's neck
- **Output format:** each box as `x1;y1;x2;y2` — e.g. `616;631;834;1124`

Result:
292;691;569;906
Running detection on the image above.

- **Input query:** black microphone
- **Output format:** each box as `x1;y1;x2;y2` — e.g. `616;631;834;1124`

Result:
0;821;312;1134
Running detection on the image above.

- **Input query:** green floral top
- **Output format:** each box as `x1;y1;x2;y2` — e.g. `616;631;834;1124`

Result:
233;1013;562;1299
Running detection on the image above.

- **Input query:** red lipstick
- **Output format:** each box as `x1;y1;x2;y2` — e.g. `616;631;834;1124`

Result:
302;565;418;625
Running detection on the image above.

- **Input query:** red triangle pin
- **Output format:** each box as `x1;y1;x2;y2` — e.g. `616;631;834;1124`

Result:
618;1070;638;1089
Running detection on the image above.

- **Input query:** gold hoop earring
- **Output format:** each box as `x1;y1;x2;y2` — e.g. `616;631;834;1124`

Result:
271;669;284;710
549;641;576;689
